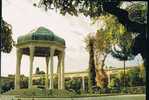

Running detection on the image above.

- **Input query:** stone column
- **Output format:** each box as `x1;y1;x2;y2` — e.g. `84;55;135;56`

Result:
61;51;65;89
29;46;35;88
82;76;85;91
45;56;50;89
57;54;62;89
15;48;23;89
49;48;55;89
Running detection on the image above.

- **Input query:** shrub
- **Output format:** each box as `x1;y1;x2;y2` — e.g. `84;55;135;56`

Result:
3;88;77;97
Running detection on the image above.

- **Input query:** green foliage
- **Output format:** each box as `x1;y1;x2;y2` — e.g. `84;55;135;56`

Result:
111;33;135;61
95;29;112;53
125;86;145;94
1;20;14;53
1;80;14;93
94;14;128;55
92;15;125;89
111;31;135;88
126;2;147;24
139;64;145;82
84;14;127;89
108;77;120;89
4;88;76;97
35;67;45;74
20;78;28;88
112;67;145;88
41;0;121;17
117;71;130;87
84;34;95;52
127;68;144;86
65;78;82;94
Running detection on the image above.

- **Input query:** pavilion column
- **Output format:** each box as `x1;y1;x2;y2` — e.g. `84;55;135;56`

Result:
45;56;50;89
49;48;55;89
82;76;85;91
57;54;62;89
60;51;65;89
29;46;35;88
15;48;23;89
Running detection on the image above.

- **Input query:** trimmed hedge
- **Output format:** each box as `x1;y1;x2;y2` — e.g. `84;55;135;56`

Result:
3;88;76;97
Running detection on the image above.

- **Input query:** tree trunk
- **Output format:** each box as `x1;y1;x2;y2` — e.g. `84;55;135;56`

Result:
95;53;108;88
88;43;96;94
123;60;126;89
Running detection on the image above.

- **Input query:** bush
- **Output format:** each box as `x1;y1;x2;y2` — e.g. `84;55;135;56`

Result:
3;88;77;97
126;86;145;94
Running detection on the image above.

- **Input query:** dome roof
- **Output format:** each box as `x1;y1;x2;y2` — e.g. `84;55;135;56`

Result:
17;27;65;45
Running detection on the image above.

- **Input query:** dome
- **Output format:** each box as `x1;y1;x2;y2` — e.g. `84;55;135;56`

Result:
17;27;65;45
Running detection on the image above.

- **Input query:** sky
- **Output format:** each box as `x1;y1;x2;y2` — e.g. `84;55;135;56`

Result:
2;0;143;76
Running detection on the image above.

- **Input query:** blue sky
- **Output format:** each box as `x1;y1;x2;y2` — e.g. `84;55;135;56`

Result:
2;0;143;76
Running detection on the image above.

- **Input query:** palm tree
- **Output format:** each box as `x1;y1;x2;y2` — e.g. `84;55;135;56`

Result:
85;33;96;93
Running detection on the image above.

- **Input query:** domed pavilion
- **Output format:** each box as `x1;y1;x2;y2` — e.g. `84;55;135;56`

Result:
15;27;65;90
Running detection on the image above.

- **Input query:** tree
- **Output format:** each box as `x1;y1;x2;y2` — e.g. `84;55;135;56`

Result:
84;33;96;93
35;67;40;74
111;31;135;88
93;14;124;88
1;19;14;93
94;30;111;88
125;3;148;80
1;20;14;53
35;67;45;74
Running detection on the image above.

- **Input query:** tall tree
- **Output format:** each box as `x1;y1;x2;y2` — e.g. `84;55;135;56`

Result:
93;14;124;88
111;31;135;89
85;33;96;93
94;30;111;88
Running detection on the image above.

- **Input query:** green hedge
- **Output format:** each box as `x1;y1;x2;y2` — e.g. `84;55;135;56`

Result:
3;88;76;97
